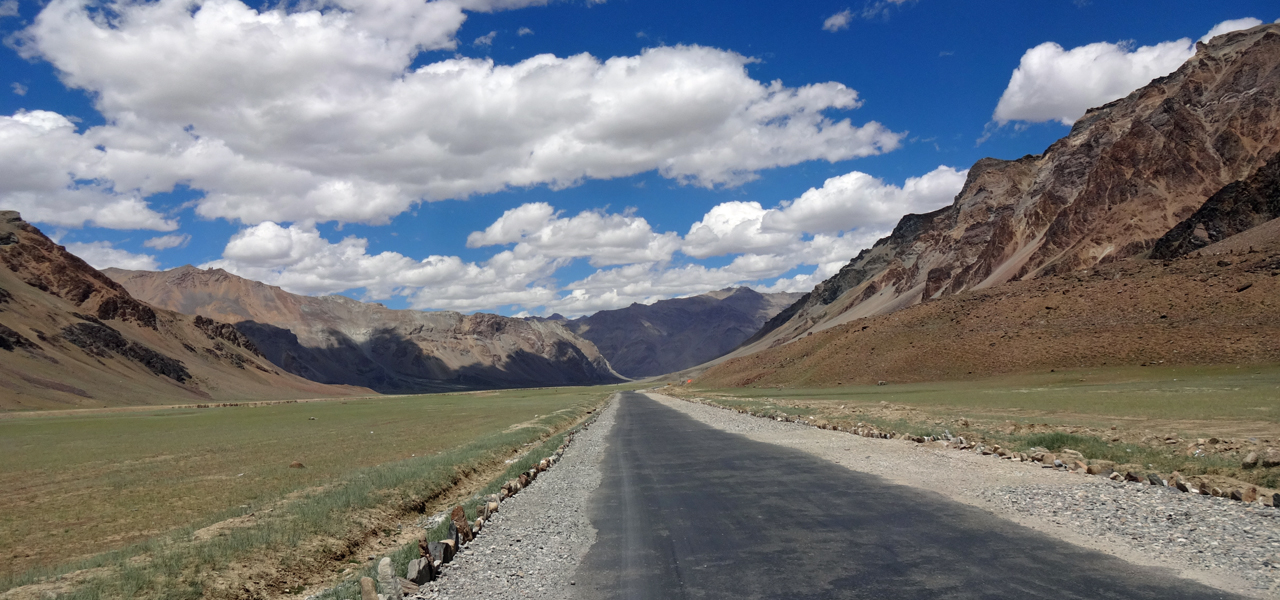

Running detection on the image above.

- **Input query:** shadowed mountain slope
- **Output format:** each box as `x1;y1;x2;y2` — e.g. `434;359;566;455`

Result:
105;266;623;393
740;24;1280;355
558;287;801;378
0;212;365;410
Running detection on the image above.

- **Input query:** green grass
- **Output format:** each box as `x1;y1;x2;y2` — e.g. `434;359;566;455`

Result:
0;385;624;598
695;363;1280;423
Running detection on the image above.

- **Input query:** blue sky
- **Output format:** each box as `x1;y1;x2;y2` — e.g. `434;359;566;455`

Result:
0;0;1274;315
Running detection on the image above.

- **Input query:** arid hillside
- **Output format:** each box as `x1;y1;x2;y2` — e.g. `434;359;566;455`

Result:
741;24;1280;354
698;217;1280;388
0;212;365;409
105;266;623;392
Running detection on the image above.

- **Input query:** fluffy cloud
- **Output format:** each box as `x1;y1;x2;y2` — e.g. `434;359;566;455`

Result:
10;0;901;227
993;18;1263;125
467;203;680;266
684;165;965;258
144;233;191;250
683;201;799;259
1200;18;1262;43
0;111;177;230
204;221;563;311
823;10;852;32
205;165;965;315
65;241;159;270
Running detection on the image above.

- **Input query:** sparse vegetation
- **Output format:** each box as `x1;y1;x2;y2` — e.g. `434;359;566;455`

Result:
0;386;625;599
679;363;1280;489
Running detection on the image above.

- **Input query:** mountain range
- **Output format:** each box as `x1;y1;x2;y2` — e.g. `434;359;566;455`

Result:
104;266;623;393
547;287;801;379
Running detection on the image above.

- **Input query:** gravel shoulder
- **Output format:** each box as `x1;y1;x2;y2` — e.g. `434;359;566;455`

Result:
411;394;618;600
417;390;1278;599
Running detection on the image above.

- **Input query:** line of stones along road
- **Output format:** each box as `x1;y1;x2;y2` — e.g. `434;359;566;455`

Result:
680;396;1280;507
335;408;603;600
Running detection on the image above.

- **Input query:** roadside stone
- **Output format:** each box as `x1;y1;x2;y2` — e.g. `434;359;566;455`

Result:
377;557;403;600
397;577;418;596
439;538;456;562
1109;472;1124;481
1243;487;1258;503
1125;471;1143;483
1229;489;1244;502
1146;473;1165;486
1243;452;1259;469
406;557;434;585
359;576;377;600
1262;450;1280;468
1071;460;1088;472
1040;452;1056;465
1211;487;1225;498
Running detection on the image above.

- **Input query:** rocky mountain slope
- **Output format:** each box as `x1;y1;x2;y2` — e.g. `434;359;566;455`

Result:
742;24;1280;353
105;267;623;393
1151;150;1280;258
0;212;363;409
554;287;801;378
698;216;1280;388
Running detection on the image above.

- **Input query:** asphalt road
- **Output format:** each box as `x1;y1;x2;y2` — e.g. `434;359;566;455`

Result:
572;392;1246;600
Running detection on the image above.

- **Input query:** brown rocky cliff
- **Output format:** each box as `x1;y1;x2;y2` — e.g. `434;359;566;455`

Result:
0;211;158;328
749;24;1280;348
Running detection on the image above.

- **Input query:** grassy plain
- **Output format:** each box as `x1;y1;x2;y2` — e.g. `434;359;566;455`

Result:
0;385;625;598
692;364;1280;425
680;363;1280;487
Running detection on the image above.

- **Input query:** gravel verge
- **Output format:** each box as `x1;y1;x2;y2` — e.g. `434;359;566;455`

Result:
651;392;1279;599
408;394;618;600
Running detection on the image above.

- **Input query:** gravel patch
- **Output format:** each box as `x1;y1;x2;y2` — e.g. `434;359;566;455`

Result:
409;394;618;600
652;393;1280;599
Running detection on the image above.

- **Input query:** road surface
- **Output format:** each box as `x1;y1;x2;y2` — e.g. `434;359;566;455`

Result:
572;391;1245;600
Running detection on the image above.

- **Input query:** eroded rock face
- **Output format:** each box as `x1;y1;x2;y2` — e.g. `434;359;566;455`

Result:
59;320;191;382
750;24;1280;347
103;266;624;392
1151;151;1280;258
0;211;157;329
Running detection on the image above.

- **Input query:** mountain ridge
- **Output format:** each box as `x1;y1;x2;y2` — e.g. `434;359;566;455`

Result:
0;212;364;409
105;266;624;392
739;23;1280;354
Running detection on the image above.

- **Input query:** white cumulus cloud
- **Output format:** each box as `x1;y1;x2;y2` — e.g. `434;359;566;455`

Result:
65;241;159;270
10;0;901;228
993;18;1263;126
467;202;680;267
0;111;177;230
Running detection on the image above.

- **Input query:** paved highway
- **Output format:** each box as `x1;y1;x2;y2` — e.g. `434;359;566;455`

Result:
572;392;1245;600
